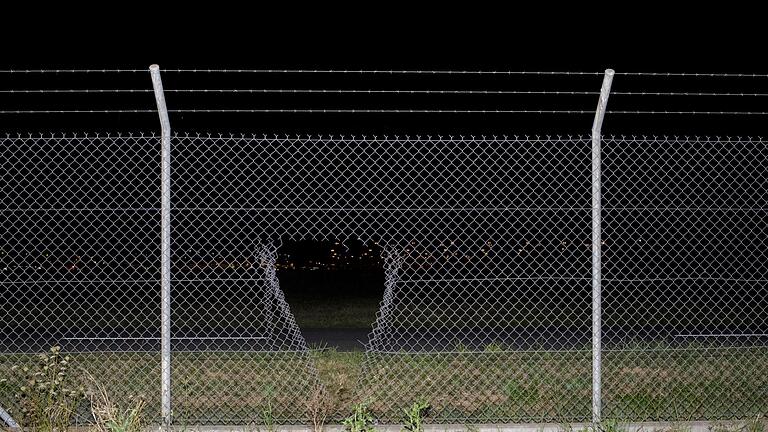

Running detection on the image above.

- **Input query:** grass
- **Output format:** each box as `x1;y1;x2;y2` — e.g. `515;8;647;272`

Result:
289;297;381;329
86;368;147;432
280;270;383;329
1;346;766;426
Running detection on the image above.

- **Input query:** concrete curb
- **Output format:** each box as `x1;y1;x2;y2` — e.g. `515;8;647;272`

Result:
155;420;763;432
4;420;764;432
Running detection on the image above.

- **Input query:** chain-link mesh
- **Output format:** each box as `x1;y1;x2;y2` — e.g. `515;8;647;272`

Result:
168;133;594;423
2;133;766;425
601;136;768;421
1;134;163;422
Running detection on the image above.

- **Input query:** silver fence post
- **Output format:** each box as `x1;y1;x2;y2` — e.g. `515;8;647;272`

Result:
149;64;173;428
0;406;19;429
591;68;614;425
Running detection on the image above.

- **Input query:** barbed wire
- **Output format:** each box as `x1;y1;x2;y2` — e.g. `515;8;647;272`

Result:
615;72;768;77
0;89;599;95
0;69;145;73
167;109;768;115
3;108;768;115
2;69;768;115
0;109;157;114
162;90;768;96
611;91;768;97
608;110;768;115
0;109;594;114
145;69;608;75
0;89;154;93
2;69;767;78
0;69;604;75
163;89;598;95
3;89;768;97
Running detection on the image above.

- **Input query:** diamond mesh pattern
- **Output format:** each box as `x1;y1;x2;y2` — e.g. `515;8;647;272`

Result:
171;133;593;422
1;134;162;422
2;133;766;425
601;137;768;421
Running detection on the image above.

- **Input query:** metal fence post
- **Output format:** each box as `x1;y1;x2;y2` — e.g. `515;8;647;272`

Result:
591;68;614;425
149;64;173;428
0;406;19;429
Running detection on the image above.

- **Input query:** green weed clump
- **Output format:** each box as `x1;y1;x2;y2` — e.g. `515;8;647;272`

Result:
260;385;277;432
599;419;626;432
401;399;430;432
342;401;376;432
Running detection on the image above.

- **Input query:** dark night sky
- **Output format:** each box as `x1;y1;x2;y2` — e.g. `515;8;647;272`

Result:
2;22;768;136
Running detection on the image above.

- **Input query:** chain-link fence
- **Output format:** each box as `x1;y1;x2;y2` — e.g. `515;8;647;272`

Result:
601;136;768;421
2;132;765;425
1;67;767;428
1;134;164;424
